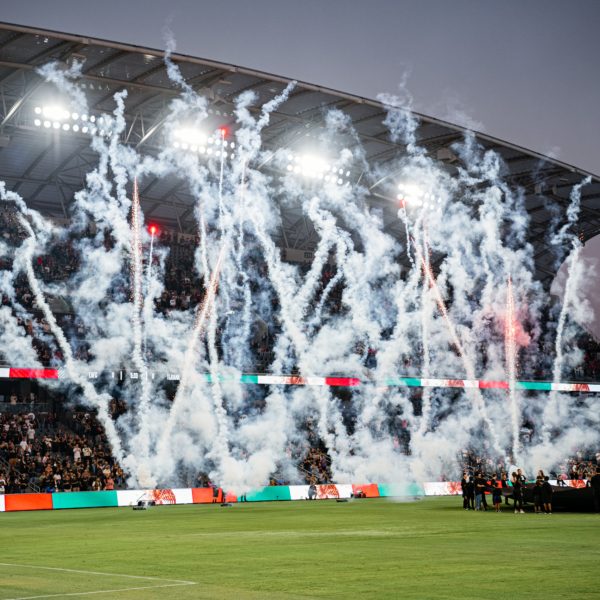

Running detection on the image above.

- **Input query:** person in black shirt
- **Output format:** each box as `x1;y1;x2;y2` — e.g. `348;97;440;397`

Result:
461;472;470;510
591;468;600;512
532;479;543;513
474;472;487;511
466;474;475;510
511;471;524;513
501;472;511;506
541;476;553;514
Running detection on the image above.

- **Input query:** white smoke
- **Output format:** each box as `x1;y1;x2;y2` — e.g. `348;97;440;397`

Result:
0;51;596;494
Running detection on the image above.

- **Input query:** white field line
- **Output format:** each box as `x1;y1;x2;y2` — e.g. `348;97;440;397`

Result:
0;562;196;600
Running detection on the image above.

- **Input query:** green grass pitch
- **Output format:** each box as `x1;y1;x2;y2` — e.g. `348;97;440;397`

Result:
0;497;598;599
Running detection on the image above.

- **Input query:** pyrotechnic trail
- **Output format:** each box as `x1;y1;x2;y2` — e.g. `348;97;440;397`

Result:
417;224;432;438
504;275;521;463
128;179;156;485
418;235;504;459
152;233;227;482
542;243;582;446
16;215;126;466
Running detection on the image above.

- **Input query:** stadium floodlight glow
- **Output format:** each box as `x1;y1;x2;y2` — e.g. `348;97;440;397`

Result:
33;105;102;137
172;127;206;147
40;105;70;121
284;150;351;185
397;182;443;211
171;126;235;160
397;182;425;207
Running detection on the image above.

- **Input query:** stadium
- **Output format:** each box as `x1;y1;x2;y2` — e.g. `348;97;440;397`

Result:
0;21;599;600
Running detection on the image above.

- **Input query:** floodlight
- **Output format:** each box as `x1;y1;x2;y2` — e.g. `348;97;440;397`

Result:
33;105;102;138
282;149;351;186
397;182;425;207
43;106;70;121
397;182;444;211
173;127;205;146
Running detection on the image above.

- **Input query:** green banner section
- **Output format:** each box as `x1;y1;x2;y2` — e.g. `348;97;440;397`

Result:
240;374;259;384
243;486;292;502
377;482;424;497
516;381;552;391
52;491;118;510
385;378;421;387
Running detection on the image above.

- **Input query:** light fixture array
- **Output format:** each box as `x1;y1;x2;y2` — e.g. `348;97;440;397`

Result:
33;105;101;134
284;152;351;185
397;182;442;210
171;127;235;159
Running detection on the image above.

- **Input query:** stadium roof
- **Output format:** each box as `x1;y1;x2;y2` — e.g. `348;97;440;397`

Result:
0;21;599;287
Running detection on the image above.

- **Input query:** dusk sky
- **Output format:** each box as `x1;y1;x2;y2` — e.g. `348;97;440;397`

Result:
2;0;599;174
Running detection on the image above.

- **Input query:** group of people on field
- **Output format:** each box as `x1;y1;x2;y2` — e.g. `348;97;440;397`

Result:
460;469;554;514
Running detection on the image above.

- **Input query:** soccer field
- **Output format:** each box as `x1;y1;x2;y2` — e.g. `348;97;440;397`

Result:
0;497;598;599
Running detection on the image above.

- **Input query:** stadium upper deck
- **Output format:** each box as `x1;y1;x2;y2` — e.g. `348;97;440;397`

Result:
0;21;598;287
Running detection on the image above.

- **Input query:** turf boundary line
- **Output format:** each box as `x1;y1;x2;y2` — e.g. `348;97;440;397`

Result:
0;562;196;599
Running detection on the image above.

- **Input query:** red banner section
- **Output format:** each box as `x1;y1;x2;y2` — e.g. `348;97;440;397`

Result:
325;377;361;386
192;488;217;503
478;380;508;389
5;493;53;511
8;368;58;379
192;488;225;504
352;484;380;498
